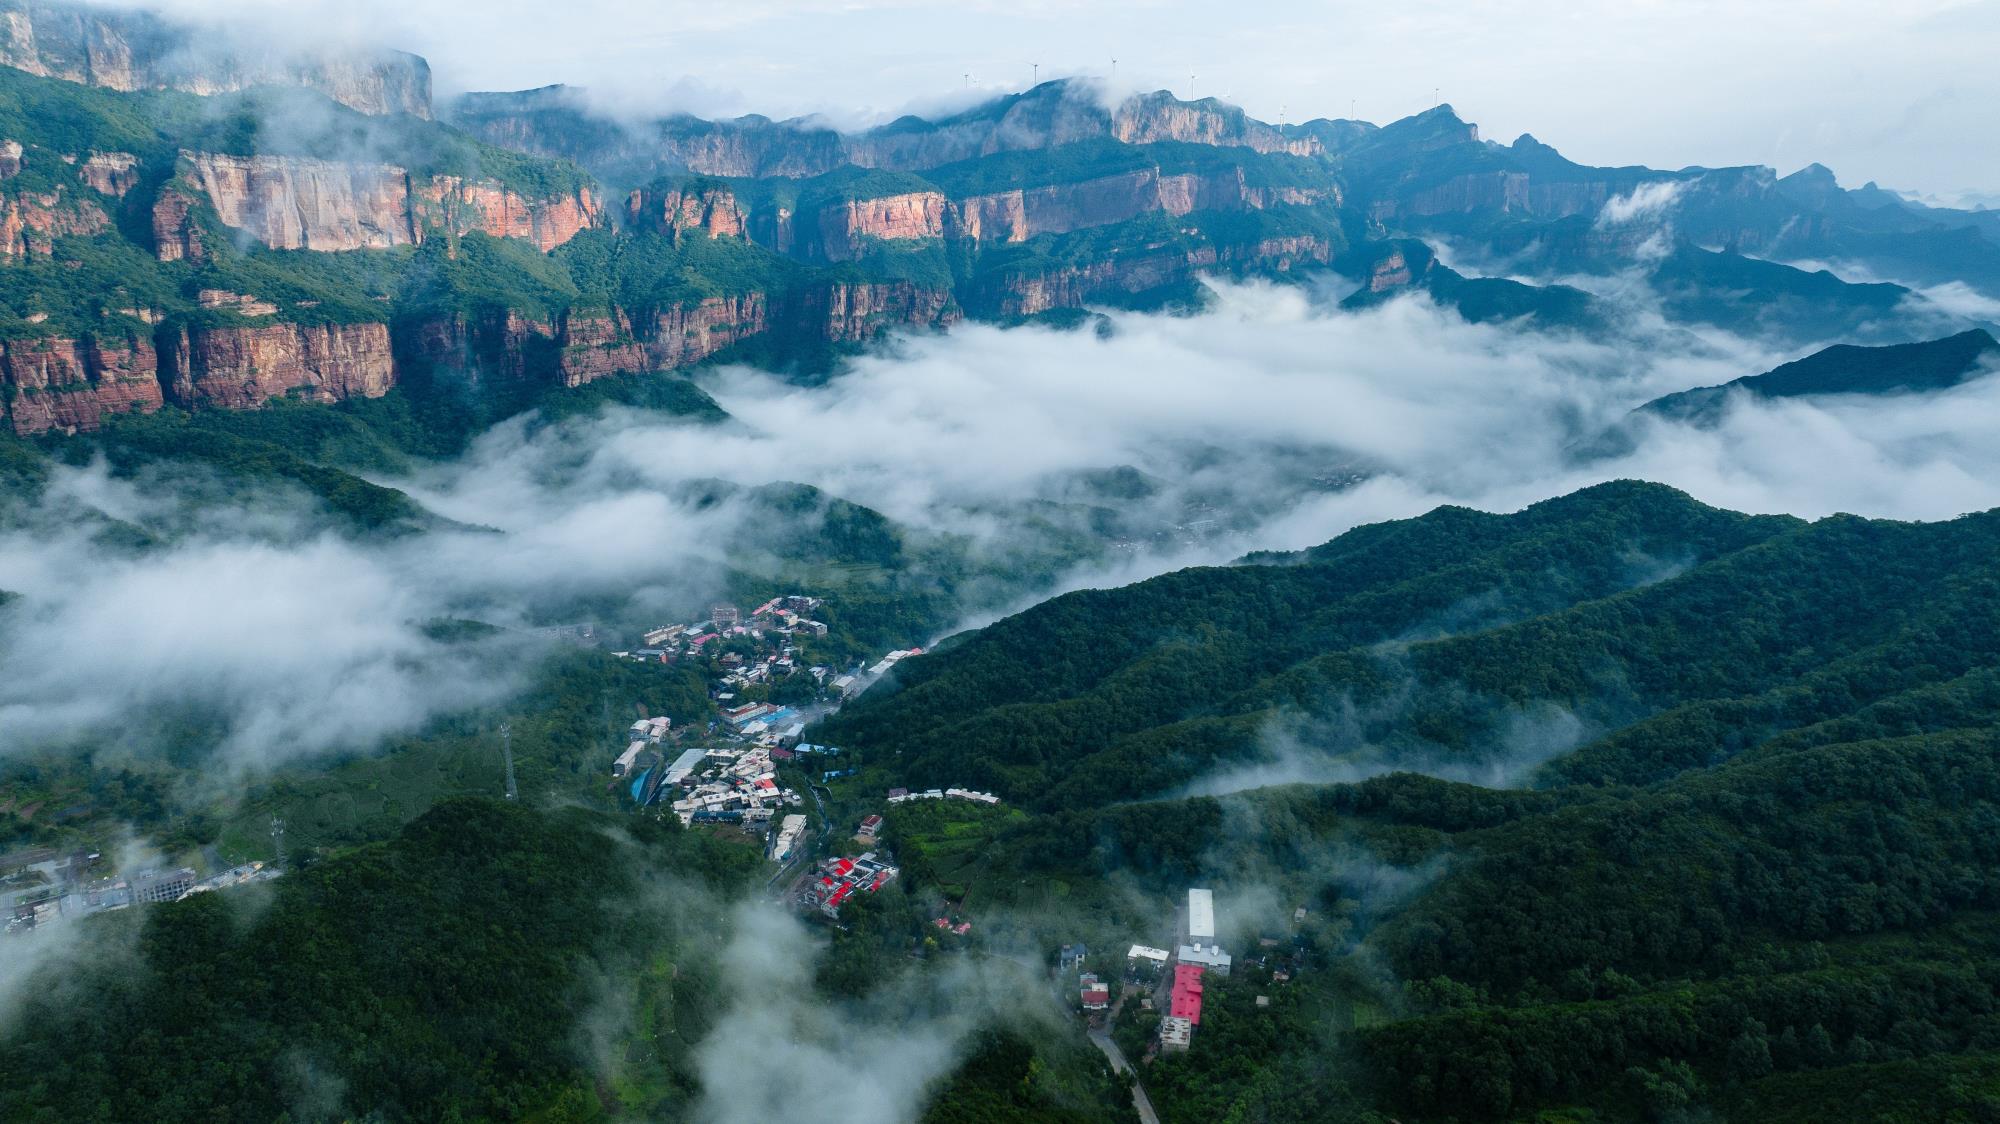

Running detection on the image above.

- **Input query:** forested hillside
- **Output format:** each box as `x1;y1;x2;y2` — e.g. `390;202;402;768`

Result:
813;481;2000;1120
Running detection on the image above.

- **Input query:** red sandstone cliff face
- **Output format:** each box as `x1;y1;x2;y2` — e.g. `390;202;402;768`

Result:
415;178;602;253
981;235;1333;318
162;152;602;258
150;185;203;262
949;167;1334;244
0;3;432;117
399;309;557;390
556;309;646;387
78;151;138;196
1;329;162;435
180;152;413;252
625;182;747;241
812;192;947;261
161;321;396;410
799;281;958;341
0;187;108;256
644;295;771;368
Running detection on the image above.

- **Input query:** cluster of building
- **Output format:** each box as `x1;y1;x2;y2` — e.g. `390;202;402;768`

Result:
802;852;899;917
866;648;923;677
623;598;830;673
1080;972;1111;1012
769;814;808;863
663;744;803;826
614;715;675;778
884;786;1001;806
1079;887;1238;1053
5;855;279;937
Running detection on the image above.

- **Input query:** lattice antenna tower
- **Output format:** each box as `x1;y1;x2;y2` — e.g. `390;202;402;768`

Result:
500;722;518;801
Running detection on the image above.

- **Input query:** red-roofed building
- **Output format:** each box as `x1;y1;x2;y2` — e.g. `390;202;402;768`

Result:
1171;964;1206;1024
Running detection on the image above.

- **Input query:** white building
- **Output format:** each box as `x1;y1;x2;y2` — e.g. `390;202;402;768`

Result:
1127;944;1171;966
1159;1015;1193;1051
1177;941;1232;976
613;741;647;777
1188;888;1216;942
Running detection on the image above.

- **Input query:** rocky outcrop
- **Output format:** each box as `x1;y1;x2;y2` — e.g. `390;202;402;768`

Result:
798;282;957;341
150;186;204;262
398;309;558;390
451;79;1333;181
77;151;137;196
0;139;20;178
0;187;107;256
643;294;770;367
556;309;646;386
624;181;746;240
164;151;602;257
180;152;412;252
161;321;395;410
950;167;1333;243
1111;93;1318;156
0;1;433;117
1;328;161;434
813;191;946;260
981;236;1333;318
415;177;602;253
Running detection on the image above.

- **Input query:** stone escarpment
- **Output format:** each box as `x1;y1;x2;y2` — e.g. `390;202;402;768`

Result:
0;328;160;434
975;234;1334;318
0;0;432;117
160;321;396;410
624;181;747;240
157;151;603;258
0;185;107;255
452;80;1338;179
947;166;1332;245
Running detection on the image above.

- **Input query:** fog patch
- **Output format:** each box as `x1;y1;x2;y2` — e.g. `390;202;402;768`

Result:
691;901;1025;1124
1183;695;1593;799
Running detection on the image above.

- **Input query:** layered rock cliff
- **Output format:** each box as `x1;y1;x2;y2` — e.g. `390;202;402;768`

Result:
0;0;432;117
448;79;1352;181
415;176;602;253
812;191;946;260
159;151;602;257
0;328;160;434
160;321;396;410
975;234;1334;318
0;184;107;256
948;166;1333;244
625;181;747;240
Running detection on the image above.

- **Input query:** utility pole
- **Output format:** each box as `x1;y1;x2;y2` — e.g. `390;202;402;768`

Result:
500;722;518;801
270;816;286;868
1111;58;1117;80
1032;62;1039;85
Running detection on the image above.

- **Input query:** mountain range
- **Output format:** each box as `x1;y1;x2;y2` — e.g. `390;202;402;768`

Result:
0;0;1995;439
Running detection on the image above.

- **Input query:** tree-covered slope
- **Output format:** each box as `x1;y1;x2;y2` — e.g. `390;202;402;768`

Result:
805;482;2000;1121
1640;327;2000;424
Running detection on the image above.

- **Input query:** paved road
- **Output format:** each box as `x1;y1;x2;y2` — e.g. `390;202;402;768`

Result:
1087;1025;1161;1124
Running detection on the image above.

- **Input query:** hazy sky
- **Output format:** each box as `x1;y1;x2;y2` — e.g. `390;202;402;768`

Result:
141;0;2000;201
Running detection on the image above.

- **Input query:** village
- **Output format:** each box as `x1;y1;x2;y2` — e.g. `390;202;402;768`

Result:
2;846;282;939
1060;886;1311;1066
604;594;933;868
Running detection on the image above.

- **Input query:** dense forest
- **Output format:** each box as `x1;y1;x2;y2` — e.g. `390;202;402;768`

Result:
811;481;2000;1120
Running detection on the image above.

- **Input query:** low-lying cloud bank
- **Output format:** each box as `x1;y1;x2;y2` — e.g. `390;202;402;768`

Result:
6;278;2000;772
